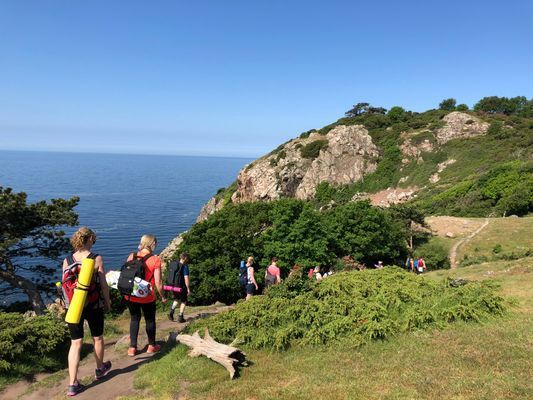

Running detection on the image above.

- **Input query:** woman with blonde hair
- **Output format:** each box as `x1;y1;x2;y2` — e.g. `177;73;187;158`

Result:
245;256;258;300
62;227;111;397
125;234;166;356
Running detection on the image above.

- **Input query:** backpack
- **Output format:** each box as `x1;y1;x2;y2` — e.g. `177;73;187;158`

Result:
117;253;154;298
164;261;184;292
239;261;248;287
61;252;100;309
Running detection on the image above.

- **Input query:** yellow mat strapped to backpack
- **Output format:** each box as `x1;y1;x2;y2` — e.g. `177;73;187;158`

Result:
65;257;96;324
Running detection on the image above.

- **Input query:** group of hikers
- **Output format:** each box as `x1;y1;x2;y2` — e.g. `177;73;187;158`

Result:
60;227;429;396
239;257;336;300
240;255;428;299
60;227;190;397
405;256;427;274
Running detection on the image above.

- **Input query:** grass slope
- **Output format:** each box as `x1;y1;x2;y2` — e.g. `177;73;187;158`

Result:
125;258;532;400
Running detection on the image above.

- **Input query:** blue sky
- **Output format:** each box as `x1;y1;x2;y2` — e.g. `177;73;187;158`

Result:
0;0;532;157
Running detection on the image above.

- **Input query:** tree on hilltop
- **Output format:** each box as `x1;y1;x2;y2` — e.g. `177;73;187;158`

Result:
0;187;79;314
439;98;457;111
345;102;369;117
474;96;531;115
345;102;387;117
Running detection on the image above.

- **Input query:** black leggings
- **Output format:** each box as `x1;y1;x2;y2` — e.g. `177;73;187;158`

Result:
128;301;156;347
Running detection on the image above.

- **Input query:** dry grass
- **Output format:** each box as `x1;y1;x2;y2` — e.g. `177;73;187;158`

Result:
458;217;533;261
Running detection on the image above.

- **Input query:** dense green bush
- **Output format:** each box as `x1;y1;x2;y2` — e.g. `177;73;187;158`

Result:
0;312;69;377
414;241;450;269
419;161;533;217
474;96;532;115
188;268;505;350
175;200;409;305
300;140;328;159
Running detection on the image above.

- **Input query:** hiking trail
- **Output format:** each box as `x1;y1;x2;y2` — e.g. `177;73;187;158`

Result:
449;218;490;268
2;304;231;400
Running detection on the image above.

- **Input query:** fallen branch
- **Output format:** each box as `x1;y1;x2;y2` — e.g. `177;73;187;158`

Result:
169;329;247;379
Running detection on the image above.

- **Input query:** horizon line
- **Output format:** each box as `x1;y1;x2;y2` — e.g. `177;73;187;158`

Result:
0;148;257;160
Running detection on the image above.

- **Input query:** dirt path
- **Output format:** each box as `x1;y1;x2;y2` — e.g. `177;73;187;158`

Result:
449;218;490;268
2;305;231;400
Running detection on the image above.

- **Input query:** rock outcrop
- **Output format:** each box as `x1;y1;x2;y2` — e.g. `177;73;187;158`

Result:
436;111;489;144
196;197;225;223
233;125;379;203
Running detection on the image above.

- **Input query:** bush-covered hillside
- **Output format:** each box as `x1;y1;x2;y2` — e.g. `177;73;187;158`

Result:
188;268;506;350
311;98;533;217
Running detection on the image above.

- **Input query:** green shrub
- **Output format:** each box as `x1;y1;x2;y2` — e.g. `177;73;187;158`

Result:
188;268;505;350
414;241;450;270
299;129;316;139
175;200;409;305
300;140;329;159
411;130;436;145
276;150;287;162
0;313;69;379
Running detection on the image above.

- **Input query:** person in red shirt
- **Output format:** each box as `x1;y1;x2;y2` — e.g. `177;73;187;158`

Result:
125;234;166;356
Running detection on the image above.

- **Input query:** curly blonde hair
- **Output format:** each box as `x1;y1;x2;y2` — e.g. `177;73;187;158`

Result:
71;227;97;250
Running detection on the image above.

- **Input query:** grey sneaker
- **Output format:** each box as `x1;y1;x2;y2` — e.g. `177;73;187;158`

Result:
67;382;85;396
95;360;112;380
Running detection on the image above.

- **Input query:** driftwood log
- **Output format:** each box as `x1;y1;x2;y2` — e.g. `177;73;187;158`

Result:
169;329;247;379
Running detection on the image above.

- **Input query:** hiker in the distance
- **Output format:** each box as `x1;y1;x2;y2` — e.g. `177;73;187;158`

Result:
245;256;258;300
238;258;251;297
167;252;191;323
264;257;281;288
62;227;112;397
417;257;426;274
125;234;166;357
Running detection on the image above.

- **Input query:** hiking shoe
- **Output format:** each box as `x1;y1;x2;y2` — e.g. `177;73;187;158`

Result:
147;344;161;354
168;311;174;321
67;382;85;397
95;360;112;380
127;347;137;357
178;314;186;323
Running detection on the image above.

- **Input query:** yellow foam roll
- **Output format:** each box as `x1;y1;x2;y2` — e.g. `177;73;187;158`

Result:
65;258;96;324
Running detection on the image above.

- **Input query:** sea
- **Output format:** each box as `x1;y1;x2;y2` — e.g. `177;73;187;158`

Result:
0;150;251;305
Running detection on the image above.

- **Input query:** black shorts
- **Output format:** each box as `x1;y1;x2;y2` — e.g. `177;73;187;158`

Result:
246;283;255;295
172;289;188;303
68;307;104;340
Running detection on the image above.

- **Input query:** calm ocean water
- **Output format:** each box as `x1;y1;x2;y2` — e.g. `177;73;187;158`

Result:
0;150;250;304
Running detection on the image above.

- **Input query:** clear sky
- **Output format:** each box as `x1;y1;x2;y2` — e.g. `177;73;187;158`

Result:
0;0;531;157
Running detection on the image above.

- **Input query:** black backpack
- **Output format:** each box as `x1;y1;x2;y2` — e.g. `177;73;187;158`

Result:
239;264;248;287
117;253;153;297
166;261;185;288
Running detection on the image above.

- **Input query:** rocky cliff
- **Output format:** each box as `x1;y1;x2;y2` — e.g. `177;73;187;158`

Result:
197;111;492;221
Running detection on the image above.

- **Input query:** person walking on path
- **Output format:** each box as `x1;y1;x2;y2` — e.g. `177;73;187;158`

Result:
125;234;166;357
168;252;191;323
265;257;281;288
245;256;258;300
417;257;426;274
63;227;112;397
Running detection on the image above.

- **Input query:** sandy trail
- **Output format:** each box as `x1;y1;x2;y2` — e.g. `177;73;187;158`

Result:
449;218;490;268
